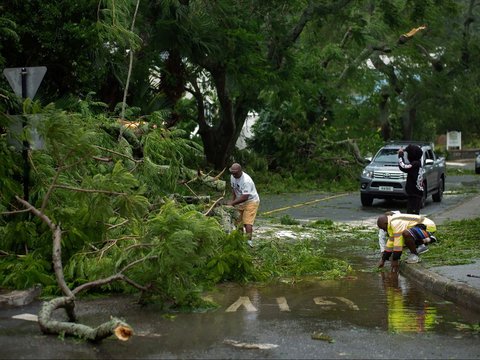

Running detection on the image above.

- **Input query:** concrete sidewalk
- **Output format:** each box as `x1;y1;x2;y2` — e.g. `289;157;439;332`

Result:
400;193;480;313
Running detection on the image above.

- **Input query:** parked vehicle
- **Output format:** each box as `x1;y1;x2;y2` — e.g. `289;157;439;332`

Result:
476;152;480;174
359;141;446;207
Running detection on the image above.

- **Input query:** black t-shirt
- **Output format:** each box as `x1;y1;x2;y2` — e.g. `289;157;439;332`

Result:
398;155;424;196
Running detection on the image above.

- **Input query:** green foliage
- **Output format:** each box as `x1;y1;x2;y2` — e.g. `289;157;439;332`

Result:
206;230;257;283
119;200;225;307
140;126;204;199
0;13;18;69
253;239;351;280
0;0;130;101
307;219;336;230
450;321;480;334
0;135;22;207
0;220;47;255
422;218;480;267
280;215;300;225
0;103;204;300
0;253;56;290
249;118;382;193
2;0;479;312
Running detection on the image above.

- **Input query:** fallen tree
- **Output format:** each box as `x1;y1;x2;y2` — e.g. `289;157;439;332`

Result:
10;173;233;342
0;106;235;342
15;196;143;342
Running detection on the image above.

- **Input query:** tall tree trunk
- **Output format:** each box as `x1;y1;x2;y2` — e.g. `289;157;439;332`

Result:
120;0;141;121
199;102;250;169
161;50;186;128
196;65;251;169
379;87;392;141
402;106;416;140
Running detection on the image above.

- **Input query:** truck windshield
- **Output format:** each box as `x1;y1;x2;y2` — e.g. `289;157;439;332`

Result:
374;148;400;163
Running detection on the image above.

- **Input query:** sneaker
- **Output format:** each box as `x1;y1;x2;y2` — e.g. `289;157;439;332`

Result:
406;254;420;264
429;235;437;244
247;240;254;248
417;244;429;255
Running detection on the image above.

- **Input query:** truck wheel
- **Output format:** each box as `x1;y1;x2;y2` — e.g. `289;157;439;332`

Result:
420;183;427;208
361;194;374;206
432;178;444;202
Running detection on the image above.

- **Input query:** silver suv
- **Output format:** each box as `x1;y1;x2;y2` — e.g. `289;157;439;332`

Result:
476;151;480;174
359;141;446;207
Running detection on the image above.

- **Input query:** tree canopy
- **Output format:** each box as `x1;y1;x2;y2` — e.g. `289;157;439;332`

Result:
2;1;479;170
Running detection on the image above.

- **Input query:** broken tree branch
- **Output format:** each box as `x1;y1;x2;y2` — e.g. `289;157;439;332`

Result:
15;196;73;297
38;296;133;341
14;196;142;342
204;196;225;216
52;185;128;196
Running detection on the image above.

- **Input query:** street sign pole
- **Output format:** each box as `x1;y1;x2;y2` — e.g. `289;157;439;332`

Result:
3;66;47;202
21;68;30;202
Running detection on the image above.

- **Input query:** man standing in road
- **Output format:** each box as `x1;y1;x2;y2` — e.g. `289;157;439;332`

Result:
227;163;260;247
377;213;437;272
398;144;424;214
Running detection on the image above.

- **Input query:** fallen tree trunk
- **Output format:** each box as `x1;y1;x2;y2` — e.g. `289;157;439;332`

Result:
15;196;139;342
182;168;226;191
322;139;369;165
38;296;133;341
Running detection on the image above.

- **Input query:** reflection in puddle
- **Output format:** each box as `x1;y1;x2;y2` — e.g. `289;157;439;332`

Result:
381;272;437;333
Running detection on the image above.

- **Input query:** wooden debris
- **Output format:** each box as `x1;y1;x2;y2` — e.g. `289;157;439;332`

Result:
38;296;133;342
0;285;42;307
224;339;278;349
311;331;335;343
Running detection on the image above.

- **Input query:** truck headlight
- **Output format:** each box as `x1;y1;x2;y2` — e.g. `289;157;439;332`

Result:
362;169;373;178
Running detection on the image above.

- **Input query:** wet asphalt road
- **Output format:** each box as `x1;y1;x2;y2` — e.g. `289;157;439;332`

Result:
1;174;480;359
258;174;480;226
2;268;480;359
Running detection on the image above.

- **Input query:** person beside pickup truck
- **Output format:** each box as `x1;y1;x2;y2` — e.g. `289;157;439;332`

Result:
398;144;424;214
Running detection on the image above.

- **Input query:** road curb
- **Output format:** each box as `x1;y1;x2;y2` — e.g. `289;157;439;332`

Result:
0;285;42;307
400;262;480;313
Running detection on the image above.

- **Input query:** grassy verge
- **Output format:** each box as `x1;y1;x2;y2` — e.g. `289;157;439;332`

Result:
446;166;476;176
252;218;354;282
255;216;480;275
421;218;480;267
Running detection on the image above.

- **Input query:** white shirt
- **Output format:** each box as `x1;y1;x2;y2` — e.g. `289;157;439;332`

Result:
230;172;260;203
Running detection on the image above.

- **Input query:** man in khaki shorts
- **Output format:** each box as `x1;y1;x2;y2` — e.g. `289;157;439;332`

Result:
227;163;260;247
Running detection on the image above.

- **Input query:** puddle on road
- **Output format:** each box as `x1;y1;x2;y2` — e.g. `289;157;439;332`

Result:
200;268;478;336
2;265;480;359
2;237;480;359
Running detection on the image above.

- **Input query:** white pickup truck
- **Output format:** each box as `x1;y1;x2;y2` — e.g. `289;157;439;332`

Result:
359;141;446;207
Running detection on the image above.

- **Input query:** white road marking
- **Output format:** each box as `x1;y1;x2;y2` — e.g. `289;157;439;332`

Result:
276;297;290;312
12;313;38;322
313;296;359;310
225;296;257;312
336;296;360;310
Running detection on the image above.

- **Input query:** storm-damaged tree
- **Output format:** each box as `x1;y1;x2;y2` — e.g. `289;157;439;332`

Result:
3;0;478;172
139;0;356;169
248;0;480;182
328;0;480;142
0;102;246;341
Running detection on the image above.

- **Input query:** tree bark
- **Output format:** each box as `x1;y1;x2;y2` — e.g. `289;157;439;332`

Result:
194;63;250;169
38;296;133;342
322;139;368;165
15;197;140;342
